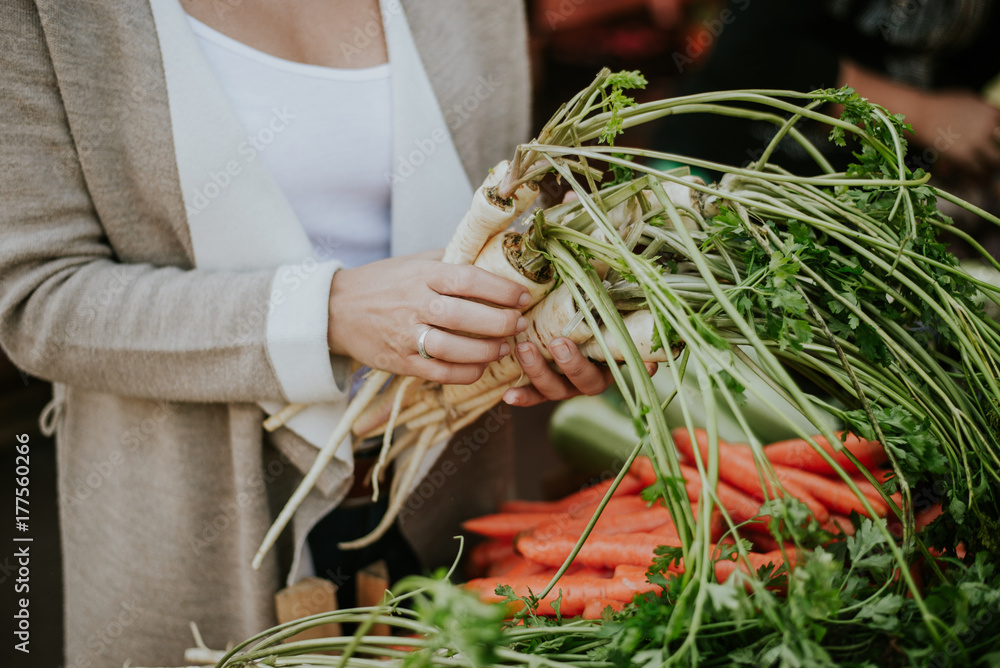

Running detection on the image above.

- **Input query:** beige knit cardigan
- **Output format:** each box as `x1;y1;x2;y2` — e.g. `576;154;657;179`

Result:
0;1;530;666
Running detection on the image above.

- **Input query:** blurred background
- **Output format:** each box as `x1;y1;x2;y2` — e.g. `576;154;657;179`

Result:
4;0;997;664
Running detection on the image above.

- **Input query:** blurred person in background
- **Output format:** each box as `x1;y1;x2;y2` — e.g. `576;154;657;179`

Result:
655;0;1000;258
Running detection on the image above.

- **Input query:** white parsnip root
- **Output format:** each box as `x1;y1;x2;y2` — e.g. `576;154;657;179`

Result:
252;370;390;569
474;231;554;304
262;402;307;432
338;424;437;550
441;160;539;265
579;310;680;362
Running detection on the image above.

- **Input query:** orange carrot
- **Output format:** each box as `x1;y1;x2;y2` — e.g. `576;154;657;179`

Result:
764;432;888;476
672;428;830;523
530;505;670;540
674;463;766;526
582;598;624;619
515;527;683;569
890;502;943;544
630;456;658;486
464;575;573;616
471;549;791;617
468;540;515;577
467;564;656;617
771;464;888;517
500;558;551;578
631;457;701;506
601;508;674;534
466;571;655;617
581;495;655;516
859;468;895;484
916;503;943;530
669;427;705;464
499;474;645;514
823;514;857;536
501;496;651;540
611;564;649;580
632;457;767;529
568;566;614;579
487;553;548;578
849;472;903;511
462;512;554;539
543;500;728;542
745;531;785;553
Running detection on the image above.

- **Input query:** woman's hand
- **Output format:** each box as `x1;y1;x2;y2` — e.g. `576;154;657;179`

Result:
909;90;1000;179
501;189;650;407
328;250;531;384
502;338;657;407
328;249;651;403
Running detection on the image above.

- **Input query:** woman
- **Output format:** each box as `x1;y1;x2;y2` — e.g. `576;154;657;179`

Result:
0;1;611;665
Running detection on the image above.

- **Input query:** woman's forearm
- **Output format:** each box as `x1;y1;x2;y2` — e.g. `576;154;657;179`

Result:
838;58;1000;176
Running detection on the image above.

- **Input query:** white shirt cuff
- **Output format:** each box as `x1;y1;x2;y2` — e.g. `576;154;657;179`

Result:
265;259;347;403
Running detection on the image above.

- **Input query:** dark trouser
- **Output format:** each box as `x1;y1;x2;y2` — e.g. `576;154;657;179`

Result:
306;448;421;612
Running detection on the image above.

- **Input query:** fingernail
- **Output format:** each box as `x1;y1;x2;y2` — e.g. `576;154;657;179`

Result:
503;390;518;405
551;340;571;363
499;342;510;358
516;342;534;365
518;292;532;309
516;316;528;333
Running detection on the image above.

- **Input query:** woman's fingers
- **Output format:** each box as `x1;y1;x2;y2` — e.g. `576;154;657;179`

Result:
428;264;532;309
500;384;549;408
503;340;657;407
417;327;511;364
326;251;539;384
548;338;611;395
504;339;613;406
425;296;526;338
409;359;488;386
513;341;575;400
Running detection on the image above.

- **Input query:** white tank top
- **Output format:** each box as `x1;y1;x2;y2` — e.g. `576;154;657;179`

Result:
187;15;392;268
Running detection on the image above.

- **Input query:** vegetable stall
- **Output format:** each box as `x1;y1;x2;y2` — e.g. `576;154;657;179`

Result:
181;71;1000;667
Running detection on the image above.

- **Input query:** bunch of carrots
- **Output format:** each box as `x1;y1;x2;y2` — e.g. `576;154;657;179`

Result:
462;427;921;619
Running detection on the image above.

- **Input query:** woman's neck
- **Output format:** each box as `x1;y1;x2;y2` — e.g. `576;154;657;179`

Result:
181;0;388;69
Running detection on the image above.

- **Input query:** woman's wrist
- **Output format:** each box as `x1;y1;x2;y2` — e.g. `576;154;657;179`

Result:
838;59;927;141
327;266;353;357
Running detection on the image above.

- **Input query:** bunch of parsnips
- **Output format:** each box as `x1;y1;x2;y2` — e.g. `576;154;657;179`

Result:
236;70;1000;666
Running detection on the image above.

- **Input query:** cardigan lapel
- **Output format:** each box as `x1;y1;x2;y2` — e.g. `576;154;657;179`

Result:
148;0;315;271
148;0;356;473
383;0;474;256
38;0;478;299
